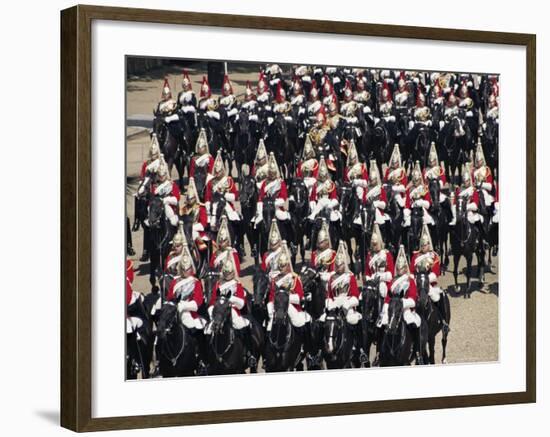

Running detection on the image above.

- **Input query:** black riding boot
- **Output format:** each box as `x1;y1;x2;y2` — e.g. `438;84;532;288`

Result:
194;330;209;375
127;217;135;256
353;324;368;366
241;325;257;369
410;325;424;365
141;226;150;262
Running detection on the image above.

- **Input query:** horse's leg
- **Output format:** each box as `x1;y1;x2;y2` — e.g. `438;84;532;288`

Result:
429;334;436;365
453;252;460;294
466;253;473;298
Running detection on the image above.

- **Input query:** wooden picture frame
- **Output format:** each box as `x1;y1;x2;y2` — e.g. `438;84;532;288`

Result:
60;4;536;432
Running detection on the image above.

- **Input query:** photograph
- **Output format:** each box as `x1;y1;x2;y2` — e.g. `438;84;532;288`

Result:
125;57;500;379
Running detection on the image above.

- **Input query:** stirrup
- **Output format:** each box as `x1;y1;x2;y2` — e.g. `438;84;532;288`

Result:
247;355;257;369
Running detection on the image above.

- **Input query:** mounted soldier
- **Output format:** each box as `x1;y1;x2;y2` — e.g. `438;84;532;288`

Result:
204;150;240;231
198;75;213;112
251;138;269;190
384;144;408;209
255;152;291;238
296;134;319;195
153;158;181;228
377;244;423;362
362;160;390;227
206;257;257;368
134;136;162;261
450;163;481;227
176;69;197;129
209;216;241;276
266;244;312;337
310;219;336;282
180;177;208;252
308;155;340;239
365;224;394;300
164;221;186;277
472;138;495;211
319;241;362;348
403;161;434;228
189;128;214;197
156;77;178;117
411;225;450;332
261;219;284;279
307;78;322;120
220;74;239;138
344;139;369;200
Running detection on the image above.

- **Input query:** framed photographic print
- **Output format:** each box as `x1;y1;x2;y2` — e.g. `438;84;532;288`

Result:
60;4;536;432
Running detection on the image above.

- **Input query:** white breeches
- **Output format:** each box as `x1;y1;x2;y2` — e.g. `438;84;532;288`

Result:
179;311;206;330
318;308;362;325
211;202;240;225
492;203;499;224
308;199;341;222
379;281;388;299
403;208;434;226
164;204;179;226
205;307;249;334
480;189;494;206
266;302;310;331
428;286;443;303
126;317;143;334
450;204;483;225
379;304;421;328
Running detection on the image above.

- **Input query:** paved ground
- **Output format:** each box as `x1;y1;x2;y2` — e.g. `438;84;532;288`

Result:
126;65;498;367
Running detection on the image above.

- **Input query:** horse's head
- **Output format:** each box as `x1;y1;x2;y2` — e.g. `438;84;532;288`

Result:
415;271;431;309
238;110;250;133
262;198;276;227
239;175;257;207
273;289;290;323
148;196;165;229
387;296;404;335
451;116;466;138
428;178;440;210
252;269;269;308
289;178;308;210
211;295;232;335
202;270;220;304
156;302;178;340
362;277;381;321
324;306;345;355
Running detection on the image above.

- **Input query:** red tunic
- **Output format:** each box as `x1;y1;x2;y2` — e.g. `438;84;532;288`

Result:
126;259;134;284
126;278;133;306
343;163;369;184
258;179;288;202
364;250;395;279
454;187;480;207
411;251;441;285
296;160;319;178
310;249;336;271
152;181;181;213
384;167;408;186
261;250;282;272
405;186;432;209
385;276;417;304
327;273;360;299
189;154;214;177
204;176;239;204
166;277;204;319
268;274;304;312
310;181;338;201
423;167;448;185
163;251;181;273
209;281;246;316
209;249;241;276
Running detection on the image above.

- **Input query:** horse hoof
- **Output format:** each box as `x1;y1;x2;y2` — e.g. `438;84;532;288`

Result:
442;358;448;365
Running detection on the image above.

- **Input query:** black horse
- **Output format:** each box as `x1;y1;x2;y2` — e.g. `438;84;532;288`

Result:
415;272;451;364
384;185;405;258
379;295;414;367
300;266;325;369
251;268;270;328
428;178;451;268
322;308;354;369
359;278;383;367
406;206;424;258
234;111;257;183
155;302;198;377
265;113;297;180
440;116;471;185
450;195;481;298
126;295;154;379
288;178;310;265
152;114;187;190
206;296;247;375
239;174;258;260
147;195;174;287
263;290;304;372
